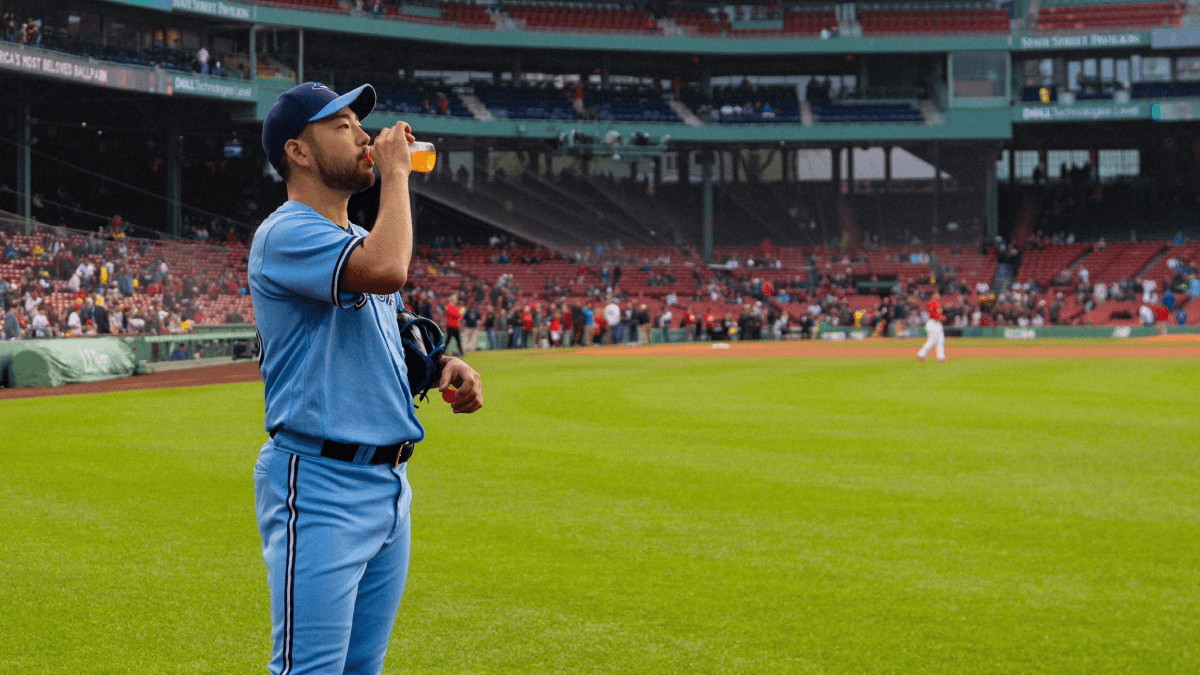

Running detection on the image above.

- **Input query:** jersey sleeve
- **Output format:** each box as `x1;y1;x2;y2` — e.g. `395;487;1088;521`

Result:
261;215;367;308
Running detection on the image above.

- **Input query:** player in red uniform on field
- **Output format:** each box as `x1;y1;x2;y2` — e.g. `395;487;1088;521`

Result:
917;291;946;362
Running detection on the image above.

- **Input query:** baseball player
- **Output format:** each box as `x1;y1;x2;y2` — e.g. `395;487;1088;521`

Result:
250;81;483;675
917;291;947;362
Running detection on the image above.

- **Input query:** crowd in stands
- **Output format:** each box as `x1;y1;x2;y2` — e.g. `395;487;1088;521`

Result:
1;9;41;47
1;5;252;78
1;219;252;341
4;212;1196;347
391;232;1198;354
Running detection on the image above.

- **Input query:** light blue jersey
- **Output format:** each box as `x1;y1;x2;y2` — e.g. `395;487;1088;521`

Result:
248;200;424;447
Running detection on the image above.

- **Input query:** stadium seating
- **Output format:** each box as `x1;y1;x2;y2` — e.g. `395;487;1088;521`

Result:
1140;243;1200;283
859;9;1009;35
783;11;839;35
681;85;802;124
1036;1;1182;30
438;2;494;26
812;103;924;124
711;10;838;38
260;0;341;13
371;80;473;117
1131;82;1200;99
673;11;723;35
1016;243;1091;287
473;83;576;120
505;4;660;33
585;88;681;123
1080;241;1167;283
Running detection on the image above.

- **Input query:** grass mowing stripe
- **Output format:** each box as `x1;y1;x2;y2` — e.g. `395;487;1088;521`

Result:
1;353;1198;673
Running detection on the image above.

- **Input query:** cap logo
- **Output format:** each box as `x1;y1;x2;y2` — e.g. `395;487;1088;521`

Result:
311;82;331;92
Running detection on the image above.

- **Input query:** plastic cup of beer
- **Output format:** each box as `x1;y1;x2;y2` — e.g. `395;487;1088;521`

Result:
410;141;436;173
365;141;436;173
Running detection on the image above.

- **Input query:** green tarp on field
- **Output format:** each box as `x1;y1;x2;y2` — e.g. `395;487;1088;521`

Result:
4;337;135;388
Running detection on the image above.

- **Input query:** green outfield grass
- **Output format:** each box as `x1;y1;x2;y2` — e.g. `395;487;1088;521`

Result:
2;351;1199;674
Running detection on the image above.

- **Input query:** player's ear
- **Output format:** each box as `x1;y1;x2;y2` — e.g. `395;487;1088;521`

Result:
283;137;312;171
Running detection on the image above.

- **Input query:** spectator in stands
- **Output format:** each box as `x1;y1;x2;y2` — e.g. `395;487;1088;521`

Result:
582;304;595;346
197;46;210;75
30;308;51;338
604;299;622;345
636;304;651;344
4;305;21;340
461;304;481;352
483;310;496;349
659;307;673;343
443;295;464;356
94;298;111;334
372;0;384;15
1139;303;1155;327
569;303;585;347
66;305;82;336
549;310;563;347
518;305;534;349
494;307;509;348
436;92;450;116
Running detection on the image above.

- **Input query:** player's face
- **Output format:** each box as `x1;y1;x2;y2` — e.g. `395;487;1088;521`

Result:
309;108;375;194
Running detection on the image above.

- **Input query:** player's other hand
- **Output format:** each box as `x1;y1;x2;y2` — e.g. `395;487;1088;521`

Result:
438;356;483;414
371;121;416;178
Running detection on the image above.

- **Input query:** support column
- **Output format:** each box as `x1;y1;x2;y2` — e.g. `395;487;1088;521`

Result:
884;145;893;182
249;24;257;82
701;150;714;262
601;53;611;88
403;48;415;83
846;146;855;193
829;147;841;248
986;160;999;243
932;141;941;245
472;145;488;189
167;128;182;238
297;28;304;83
410;191;418;244
513;53;523;83
17;102;31;233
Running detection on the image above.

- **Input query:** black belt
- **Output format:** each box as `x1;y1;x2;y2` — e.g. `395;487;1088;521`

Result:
270;430;414;467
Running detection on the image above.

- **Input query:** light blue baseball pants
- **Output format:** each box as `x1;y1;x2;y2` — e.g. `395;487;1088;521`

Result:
254;441;412;675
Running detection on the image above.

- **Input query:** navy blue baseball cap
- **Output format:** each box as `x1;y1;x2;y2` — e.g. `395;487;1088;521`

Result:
262;81;376;166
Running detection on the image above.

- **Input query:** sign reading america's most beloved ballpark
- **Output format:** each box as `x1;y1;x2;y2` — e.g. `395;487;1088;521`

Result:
0;43;156;91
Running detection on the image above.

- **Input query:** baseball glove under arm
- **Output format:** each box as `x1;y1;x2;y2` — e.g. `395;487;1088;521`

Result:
397;307;447;404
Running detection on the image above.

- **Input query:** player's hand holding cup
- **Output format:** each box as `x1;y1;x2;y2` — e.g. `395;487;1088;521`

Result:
368;121;417;178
